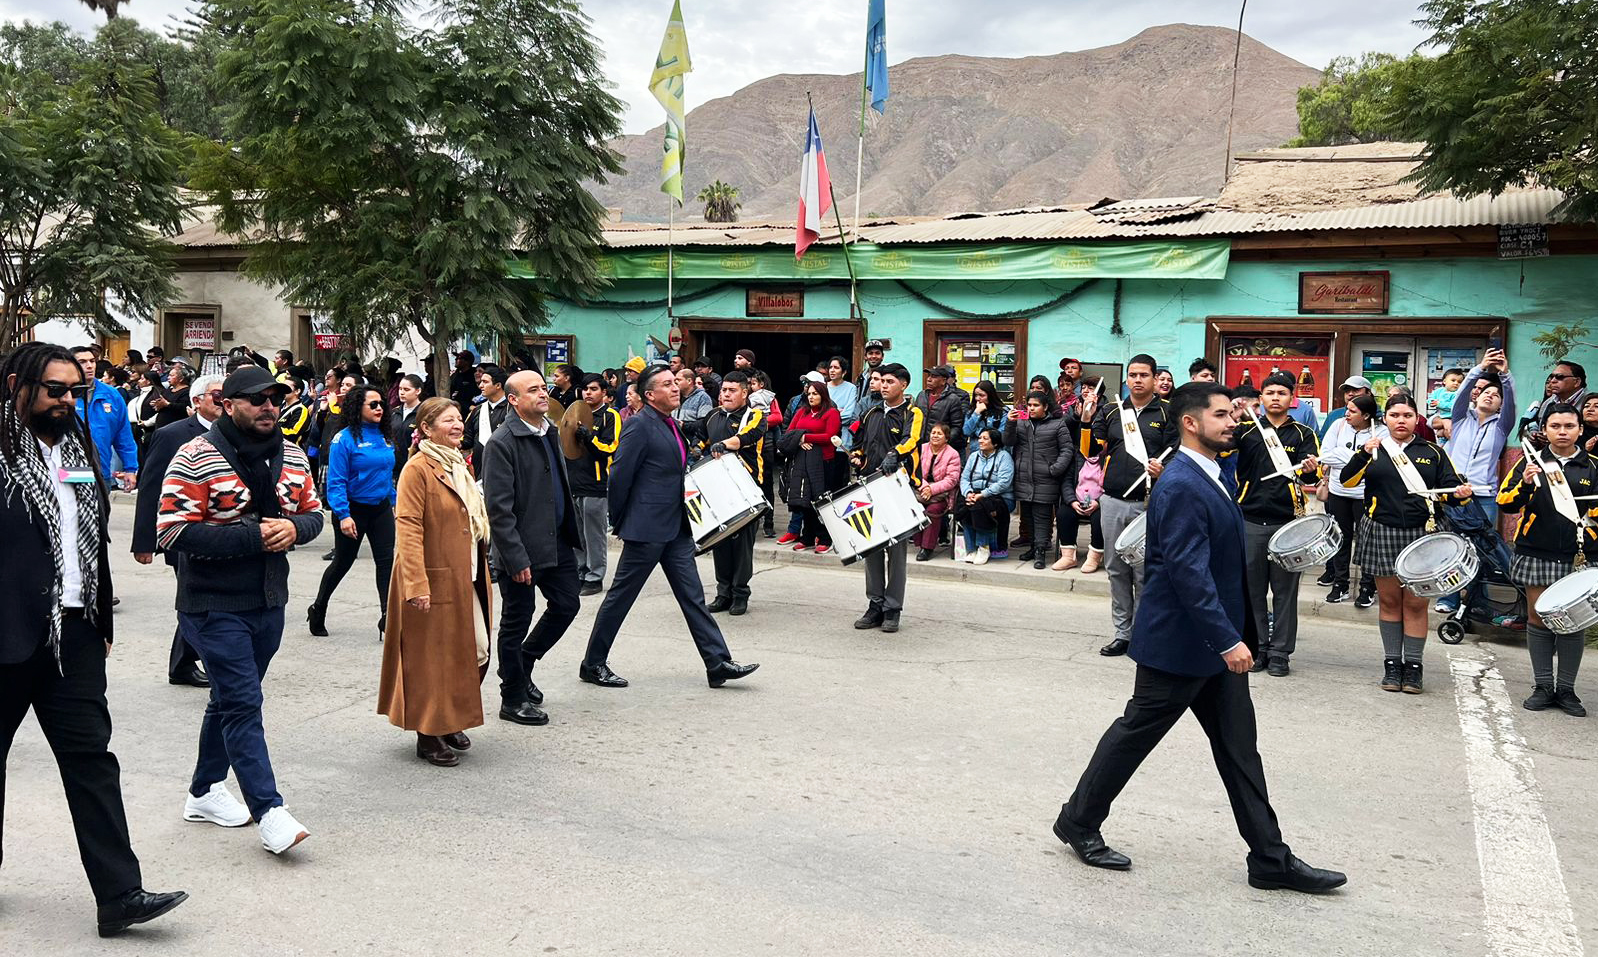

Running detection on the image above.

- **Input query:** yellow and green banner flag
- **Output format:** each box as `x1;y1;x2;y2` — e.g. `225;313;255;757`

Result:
649;0;692;205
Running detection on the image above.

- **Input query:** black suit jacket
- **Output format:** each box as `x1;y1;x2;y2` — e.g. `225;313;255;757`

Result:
131;414;210;560
607;406;692;544
0;460;115;664
480;415;581;574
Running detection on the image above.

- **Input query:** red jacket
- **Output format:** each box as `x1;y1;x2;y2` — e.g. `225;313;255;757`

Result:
789;406;841;459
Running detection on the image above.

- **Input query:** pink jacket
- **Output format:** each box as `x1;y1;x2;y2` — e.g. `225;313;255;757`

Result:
918;443;963;500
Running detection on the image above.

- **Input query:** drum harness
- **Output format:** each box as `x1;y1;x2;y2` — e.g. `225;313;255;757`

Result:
1381;435;1442;532
1241;406;1310;519
1529;447;1591;567
1117;400;1174;498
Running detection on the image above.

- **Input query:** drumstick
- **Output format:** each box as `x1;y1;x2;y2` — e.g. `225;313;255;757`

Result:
1122;447;1174;498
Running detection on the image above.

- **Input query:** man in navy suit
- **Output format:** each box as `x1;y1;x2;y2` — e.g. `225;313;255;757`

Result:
579;365;759;689
1052;382;1346;894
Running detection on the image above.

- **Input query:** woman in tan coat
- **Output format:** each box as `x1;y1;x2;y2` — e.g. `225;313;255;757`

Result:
378;397;493;766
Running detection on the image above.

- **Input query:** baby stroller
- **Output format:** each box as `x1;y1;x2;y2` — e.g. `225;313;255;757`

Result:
1435;498;1523;644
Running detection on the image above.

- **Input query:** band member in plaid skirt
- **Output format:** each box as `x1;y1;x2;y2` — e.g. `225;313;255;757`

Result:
1497;402;1597;717
1339;394;1472;695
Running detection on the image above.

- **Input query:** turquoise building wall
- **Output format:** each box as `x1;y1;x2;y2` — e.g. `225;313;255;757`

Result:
544;253;1598;402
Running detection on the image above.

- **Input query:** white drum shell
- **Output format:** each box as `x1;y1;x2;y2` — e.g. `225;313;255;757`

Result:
1394;533;1480;598
1534;567;1598;634
1114;512;1148;568
1267;514;1343;572
817;470;929;564
684;454;770;554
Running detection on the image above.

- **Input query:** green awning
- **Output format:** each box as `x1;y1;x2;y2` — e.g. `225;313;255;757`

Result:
509;239;1230;282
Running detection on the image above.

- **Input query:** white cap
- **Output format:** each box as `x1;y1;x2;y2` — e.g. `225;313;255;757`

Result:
1341;375;1373;390
801;371;826;384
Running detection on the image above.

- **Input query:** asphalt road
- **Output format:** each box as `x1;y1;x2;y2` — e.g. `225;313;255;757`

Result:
2;507;1592;956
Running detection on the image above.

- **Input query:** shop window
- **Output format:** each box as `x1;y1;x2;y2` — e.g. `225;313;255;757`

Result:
514;335;575;381
1221;335;1332;417
937;334;1017;401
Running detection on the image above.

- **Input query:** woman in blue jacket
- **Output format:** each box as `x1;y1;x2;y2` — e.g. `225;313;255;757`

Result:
309;385;397;637
956;426;1015;565
962;379;1008;440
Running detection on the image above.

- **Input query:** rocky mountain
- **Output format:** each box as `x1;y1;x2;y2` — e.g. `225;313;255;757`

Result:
595;24;1321;221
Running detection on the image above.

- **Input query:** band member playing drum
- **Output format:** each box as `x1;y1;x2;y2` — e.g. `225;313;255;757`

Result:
701;371;767;616
1231;372;1321;676
849;363;926;634
1340;393;1473;694
1496;402;1595;717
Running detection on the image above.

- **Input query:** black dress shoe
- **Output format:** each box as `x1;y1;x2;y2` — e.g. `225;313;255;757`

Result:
1250;655;1268;673
168;667;210;688
880;612;900;634
915;547;934;562
1267;659;1290;677
1099;638;1130;657
1052;809;1131;870
729;599;749;616
1248;855;1347;893
706;596;733;613
707;660;759;688
579;580;602;596
526;679;544;706
579;663;628;688
111;596;121;607
97;888;189;937
498;701;550;725
442;731;472;750
854;605;884;629
306;603;329;637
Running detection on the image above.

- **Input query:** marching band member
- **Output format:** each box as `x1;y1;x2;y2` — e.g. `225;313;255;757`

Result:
701;371;767;616
850;363;925;634
1231;372;1321;676
1496;402;1594;717
1340;393;1472;694
1087;354;1178;657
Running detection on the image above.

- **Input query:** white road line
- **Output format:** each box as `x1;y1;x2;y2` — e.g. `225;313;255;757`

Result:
1448;651;1585;957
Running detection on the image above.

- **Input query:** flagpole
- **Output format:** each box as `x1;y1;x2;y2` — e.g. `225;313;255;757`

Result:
667;195;675;319
852;13;868;243
809;91;860;322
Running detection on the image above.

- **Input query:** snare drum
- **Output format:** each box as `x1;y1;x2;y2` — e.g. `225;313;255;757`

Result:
1394;532;1480;598
1267;514;1343;573
1114;512;1147;568
1534;567;1598;634
817;469;929;565
683;454;770;554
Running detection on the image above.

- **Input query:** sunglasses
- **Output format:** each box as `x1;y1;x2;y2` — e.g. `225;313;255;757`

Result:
236;392;285;408
206;390;224;403
43;381;91;400
1548;373;1576;381
366;400;385;410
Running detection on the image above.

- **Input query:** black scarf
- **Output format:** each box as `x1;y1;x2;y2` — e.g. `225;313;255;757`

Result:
214;414;285;518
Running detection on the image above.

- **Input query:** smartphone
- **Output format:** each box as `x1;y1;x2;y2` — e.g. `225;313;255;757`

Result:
1018;408;1029;420
1488;335;1503;351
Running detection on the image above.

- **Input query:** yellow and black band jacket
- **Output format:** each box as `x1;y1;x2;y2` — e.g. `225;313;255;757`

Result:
1497;449;1598;562
1231;417;1321;525
1341;439;1468;528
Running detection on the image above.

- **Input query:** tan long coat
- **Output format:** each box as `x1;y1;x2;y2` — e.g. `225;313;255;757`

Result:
378;453;491;735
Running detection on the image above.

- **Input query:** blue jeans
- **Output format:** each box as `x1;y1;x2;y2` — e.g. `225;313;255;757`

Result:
182;607;285;820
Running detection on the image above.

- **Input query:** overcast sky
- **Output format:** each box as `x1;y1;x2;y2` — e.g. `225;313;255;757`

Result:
10;0;1434;134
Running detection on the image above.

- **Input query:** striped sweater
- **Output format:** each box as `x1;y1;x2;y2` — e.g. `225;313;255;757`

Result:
157;432;323;612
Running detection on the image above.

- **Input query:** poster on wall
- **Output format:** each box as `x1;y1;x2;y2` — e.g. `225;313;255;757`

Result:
940;336;1018;401
1423;346;1481;412
1221;335;1331;417
1361;350;1412;405
182;316;217;351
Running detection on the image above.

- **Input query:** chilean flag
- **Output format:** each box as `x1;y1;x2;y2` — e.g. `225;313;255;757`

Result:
795;106;831;260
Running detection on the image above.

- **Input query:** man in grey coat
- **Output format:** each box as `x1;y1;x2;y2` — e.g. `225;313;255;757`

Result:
481;369;582;726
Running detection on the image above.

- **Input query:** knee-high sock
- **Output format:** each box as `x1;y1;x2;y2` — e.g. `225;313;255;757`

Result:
1555;633;1586;692
1379;619;1403;658
1403;635;1426;663
1527;623;1557;688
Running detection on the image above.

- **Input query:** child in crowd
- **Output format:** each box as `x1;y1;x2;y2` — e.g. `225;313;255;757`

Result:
1428;368;1466;440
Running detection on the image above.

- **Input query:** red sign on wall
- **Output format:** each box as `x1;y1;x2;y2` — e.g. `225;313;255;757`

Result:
1298;271;1389;314
1221;335;1333;415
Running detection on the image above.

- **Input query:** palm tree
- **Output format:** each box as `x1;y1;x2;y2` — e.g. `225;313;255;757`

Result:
78;0;127;19
696;180;741;223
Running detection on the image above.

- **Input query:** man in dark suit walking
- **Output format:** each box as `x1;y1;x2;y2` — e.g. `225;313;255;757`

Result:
131;372;225;687
0;342;188;936
580;365;759;689
1052;382;1346;894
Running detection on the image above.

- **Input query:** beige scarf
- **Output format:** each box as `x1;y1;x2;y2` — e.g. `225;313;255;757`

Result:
418;439;491;543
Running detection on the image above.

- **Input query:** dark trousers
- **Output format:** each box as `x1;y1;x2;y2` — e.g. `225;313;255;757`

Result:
711;523;756;602
0;617;142;904
1064;664;1291;873
1024;499;1056;554
313;500;395;613
1059;505;1105;550
182;607;285;820
167;564;201;678
1325;494;1374;591
797;505;831;547
495;546;581;705
583;532;732;669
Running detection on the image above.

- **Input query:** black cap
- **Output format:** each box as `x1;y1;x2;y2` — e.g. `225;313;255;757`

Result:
222;366;290;399
865;339;887;351
924;364;955;378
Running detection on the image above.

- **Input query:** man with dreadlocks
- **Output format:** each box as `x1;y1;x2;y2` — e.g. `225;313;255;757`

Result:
0;342;189;937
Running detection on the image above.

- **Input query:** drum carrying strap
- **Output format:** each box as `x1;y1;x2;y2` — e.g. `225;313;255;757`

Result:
1535;452;1587;560
1381;436;1431;497
1118;401;1149;465
1255;416;1297;479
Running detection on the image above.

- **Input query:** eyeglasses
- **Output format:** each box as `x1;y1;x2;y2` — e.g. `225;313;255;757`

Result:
42;381;91;400
206;390;224;403
366;400;385;410
1548;373;1575;381
236;392;284;408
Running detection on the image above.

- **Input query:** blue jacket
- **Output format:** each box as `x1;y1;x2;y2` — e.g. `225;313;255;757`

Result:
1447;364;1517;489
1130;450;1260;677
325;423;396;520
963;408;1006;439
77;380;138;480
608;405;693;544
960;448;1015;507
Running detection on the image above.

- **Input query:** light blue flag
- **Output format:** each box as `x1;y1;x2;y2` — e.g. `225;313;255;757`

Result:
865;0;888;114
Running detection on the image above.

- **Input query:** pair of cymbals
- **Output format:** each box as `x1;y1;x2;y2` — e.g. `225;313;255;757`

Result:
558;399;591;459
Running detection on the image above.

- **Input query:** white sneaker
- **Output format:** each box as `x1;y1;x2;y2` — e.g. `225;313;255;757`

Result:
258;806;309;855
971;546;990;566
183;782;251;827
